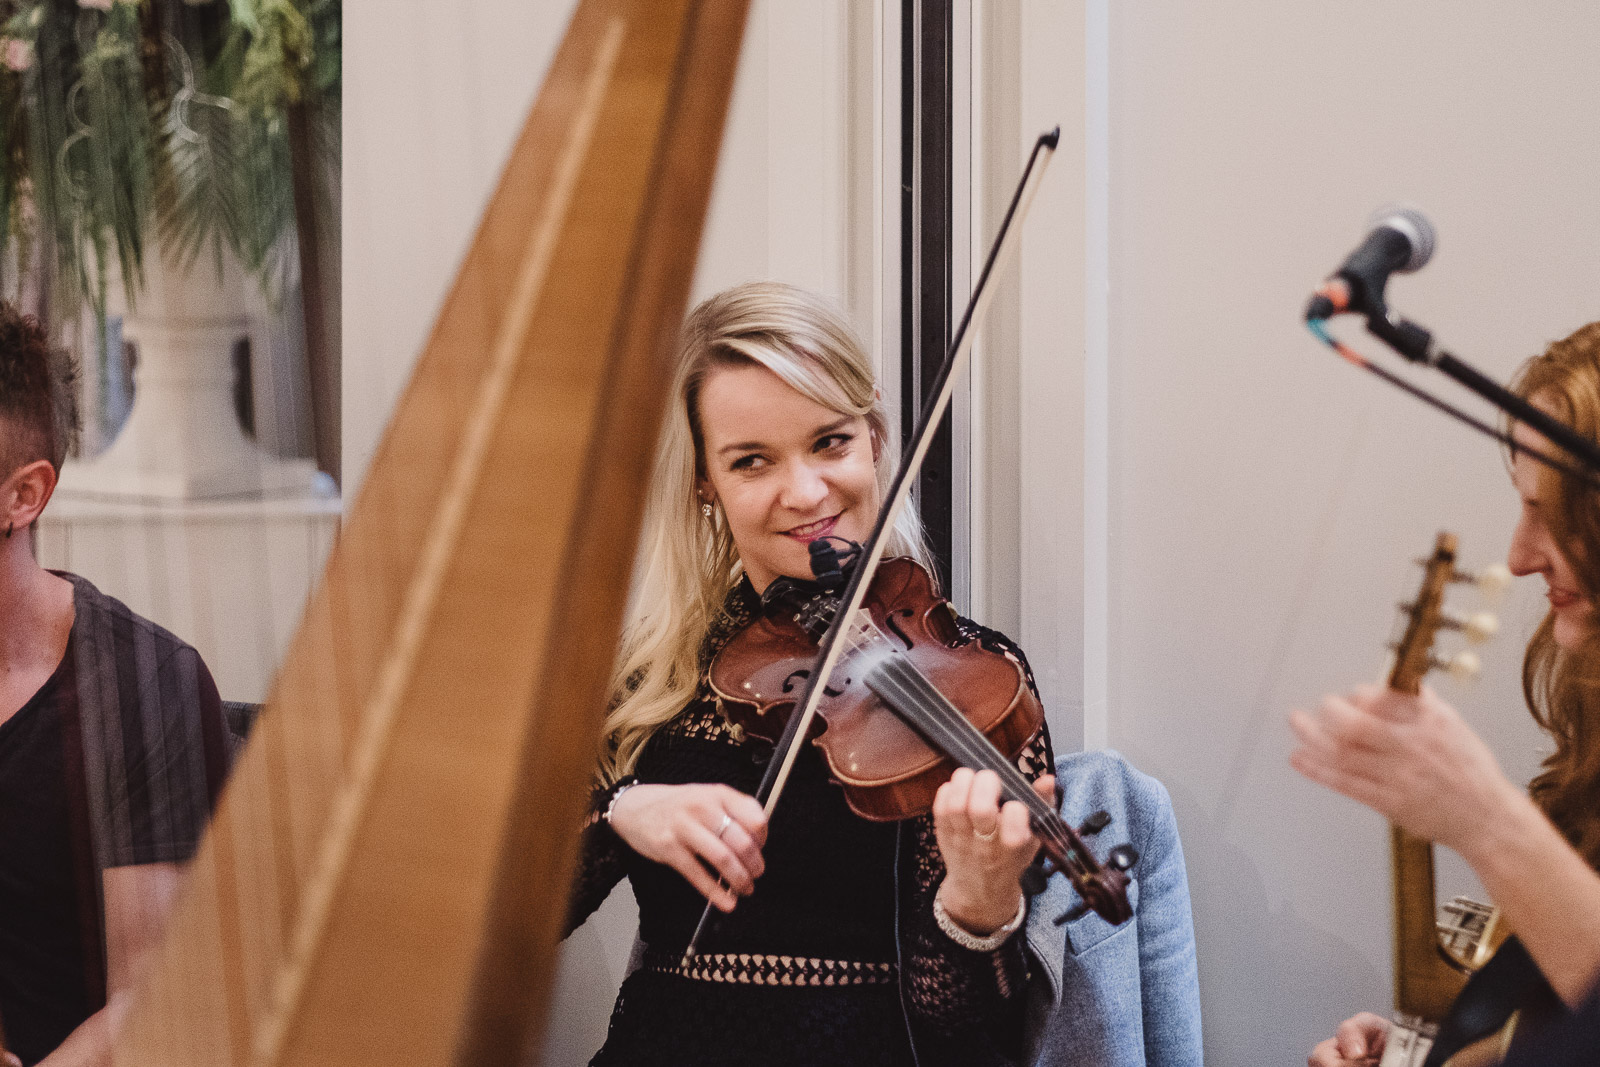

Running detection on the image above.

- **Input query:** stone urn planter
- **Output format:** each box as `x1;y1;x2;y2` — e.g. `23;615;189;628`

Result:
55;247;329;502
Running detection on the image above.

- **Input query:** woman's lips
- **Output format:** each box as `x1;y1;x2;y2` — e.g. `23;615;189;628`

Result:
782;513;840;541
1548;586;1585;610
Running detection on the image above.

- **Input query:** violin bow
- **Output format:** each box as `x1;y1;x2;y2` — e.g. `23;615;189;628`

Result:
684;127;1060;962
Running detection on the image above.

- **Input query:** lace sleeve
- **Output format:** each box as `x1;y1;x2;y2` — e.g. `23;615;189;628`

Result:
564;782;632;937
899;617;1055;1043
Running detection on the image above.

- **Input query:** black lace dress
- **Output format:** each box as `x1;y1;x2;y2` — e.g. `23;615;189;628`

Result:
566;580;1054;1067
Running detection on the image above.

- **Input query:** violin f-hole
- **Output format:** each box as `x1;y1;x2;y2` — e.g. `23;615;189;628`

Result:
884;610;916;650
783;667;847;697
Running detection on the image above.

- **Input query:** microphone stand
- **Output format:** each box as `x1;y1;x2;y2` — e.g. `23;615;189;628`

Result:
1360;308;1600;477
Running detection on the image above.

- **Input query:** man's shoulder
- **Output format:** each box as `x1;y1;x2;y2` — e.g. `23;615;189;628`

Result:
55;574;228;871
59;572;202;668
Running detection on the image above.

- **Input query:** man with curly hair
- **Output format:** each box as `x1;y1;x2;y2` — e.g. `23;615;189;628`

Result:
0;305;231;1066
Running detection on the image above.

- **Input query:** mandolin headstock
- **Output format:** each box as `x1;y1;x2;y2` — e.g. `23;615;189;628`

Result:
1387;532;1509;696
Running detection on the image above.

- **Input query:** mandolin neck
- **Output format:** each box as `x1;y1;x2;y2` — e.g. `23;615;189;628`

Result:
1387;532;1470;1022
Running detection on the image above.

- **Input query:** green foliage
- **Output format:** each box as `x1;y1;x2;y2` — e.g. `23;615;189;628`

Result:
0;0;339;321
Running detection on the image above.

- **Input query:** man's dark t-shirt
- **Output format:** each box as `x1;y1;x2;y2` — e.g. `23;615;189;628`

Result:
0;574;229;1065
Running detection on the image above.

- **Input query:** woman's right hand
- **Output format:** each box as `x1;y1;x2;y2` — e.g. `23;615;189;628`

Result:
1308;1012;1390;1066
608;783;767;912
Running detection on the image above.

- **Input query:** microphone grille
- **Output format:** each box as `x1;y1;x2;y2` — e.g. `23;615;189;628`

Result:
1369;204;1436;273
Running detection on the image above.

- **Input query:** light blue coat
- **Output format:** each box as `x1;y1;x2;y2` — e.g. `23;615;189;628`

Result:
1022;750;1204;1067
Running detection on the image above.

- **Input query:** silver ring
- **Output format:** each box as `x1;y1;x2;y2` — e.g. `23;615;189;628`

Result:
716;814;733;839
973;824;998;842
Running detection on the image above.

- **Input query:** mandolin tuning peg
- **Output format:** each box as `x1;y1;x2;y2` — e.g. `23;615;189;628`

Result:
1433;649;1481;681
1108;844;1139;872
1452;607;1497;643
1457;562;1513;600
1078;810;1112;836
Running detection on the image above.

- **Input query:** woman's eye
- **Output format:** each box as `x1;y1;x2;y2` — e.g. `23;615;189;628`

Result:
730;454;767;472
815;433;853;453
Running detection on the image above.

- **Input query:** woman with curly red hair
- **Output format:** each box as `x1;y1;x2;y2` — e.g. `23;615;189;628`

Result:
1293;322;1600;1065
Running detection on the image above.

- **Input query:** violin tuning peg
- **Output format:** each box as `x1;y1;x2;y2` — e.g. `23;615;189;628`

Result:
1078;810;1112;836
1107;844;1139;872
1055;902;1089;926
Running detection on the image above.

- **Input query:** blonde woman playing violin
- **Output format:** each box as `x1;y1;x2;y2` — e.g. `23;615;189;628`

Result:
564;282;1058;1067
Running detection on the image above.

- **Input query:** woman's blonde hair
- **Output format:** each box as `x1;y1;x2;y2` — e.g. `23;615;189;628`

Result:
1511;321;1600;866
598;281;930;782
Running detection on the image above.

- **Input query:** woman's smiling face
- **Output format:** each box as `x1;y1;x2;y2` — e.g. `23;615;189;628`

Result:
696;361;879;593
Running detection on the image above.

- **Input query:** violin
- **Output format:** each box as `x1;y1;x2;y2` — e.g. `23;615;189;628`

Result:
683;128;1135;959
710;547;1135;924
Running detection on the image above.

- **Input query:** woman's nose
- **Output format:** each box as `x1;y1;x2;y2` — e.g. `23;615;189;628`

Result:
778;461;829;510
1506;515;1547;577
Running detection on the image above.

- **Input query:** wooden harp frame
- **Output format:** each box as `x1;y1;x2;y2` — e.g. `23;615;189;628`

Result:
111;2;749;1064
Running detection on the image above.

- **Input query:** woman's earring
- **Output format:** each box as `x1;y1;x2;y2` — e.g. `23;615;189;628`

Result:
701;501;713;520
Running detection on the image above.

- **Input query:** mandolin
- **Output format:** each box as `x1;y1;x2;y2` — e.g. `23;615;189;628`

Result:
1378;532;1511;1067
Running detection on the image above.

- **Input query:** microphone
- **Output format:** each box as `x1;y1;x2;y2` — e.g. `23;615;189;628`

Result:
1306;206;1436;320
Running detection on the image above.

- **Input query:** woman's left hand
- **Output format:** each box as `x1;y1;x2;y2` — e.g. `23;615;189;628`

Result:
1289;684;1523;855
934;768;1056;935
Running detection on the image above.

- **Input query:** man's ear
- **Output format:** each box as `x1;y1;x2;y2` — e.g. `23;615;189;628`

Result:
4;459;59;533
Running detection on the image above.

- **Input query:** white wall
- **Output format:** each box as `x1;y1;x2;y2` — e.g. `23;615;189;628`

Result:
344;1;869;496
342;1;578;494
1102;3;1600;1062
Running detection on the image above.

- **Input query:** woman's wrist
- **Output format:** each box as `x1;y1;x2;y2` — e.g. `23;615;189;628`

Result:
1454;783;1557;878
936;877;1025;939
935;881;1026;949
599;776;640;831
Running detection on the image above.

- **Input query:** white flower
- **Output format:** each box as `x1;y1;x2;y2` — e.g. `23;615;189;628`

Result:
4;39;33;73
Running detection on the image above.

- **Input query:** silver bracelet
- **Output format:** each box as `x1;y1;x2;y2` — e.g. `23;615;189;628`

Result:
933;883;1027;952
601;779;639;827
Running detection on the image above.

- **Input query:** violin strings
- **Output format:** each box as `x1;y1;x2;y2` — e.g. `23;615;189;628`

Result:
865;653;1049;811
863;655;1078;860
839;616;1080;861
840;617;1066;837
